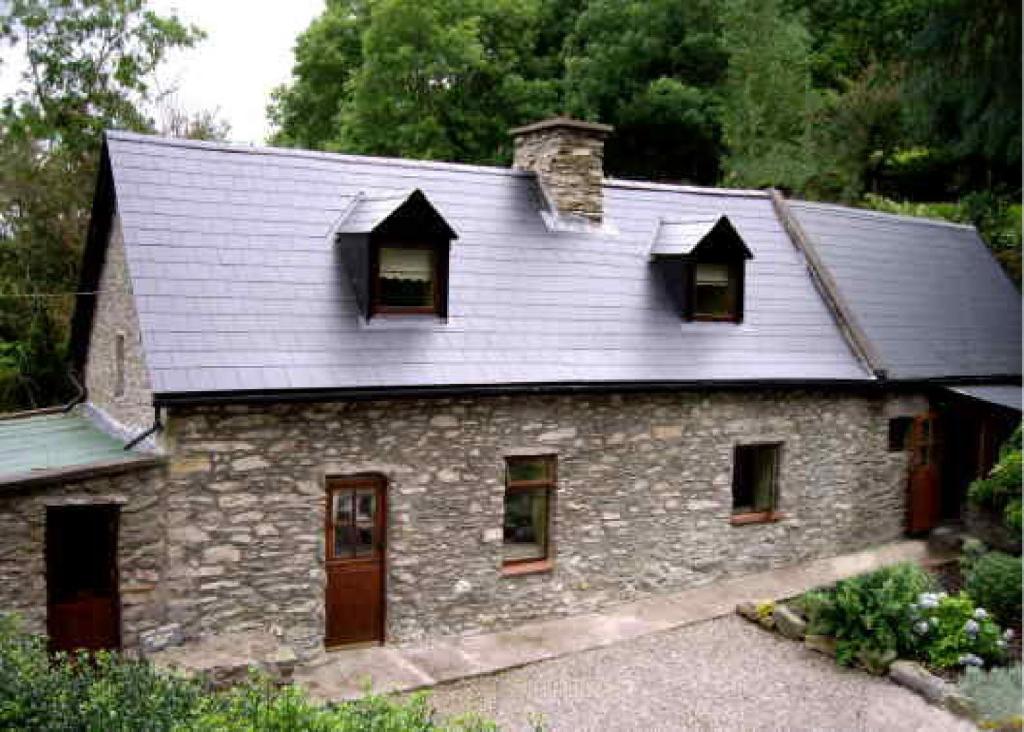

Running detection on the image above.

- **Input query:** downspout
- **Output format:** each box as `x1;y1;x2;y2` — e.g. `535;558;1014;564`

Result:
124;406;163;451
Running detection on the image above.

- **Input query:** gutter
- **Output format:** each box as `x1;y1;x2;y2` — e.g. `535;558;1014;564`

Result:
151;374;1022;409
154;378;887;408
124;406;163;451
0;454;166;492
768;189;887;379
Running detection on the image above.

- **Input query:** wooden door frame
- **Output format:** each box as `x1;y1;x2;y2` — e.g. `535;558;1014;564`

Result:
45;504;122;652
324;474;387;647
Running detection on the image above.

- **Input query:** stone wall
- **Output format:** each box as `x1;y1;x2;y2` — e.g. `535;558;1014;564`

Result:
0;465;168;650
511;120;610;222
84;214;154;433
162;389;908;658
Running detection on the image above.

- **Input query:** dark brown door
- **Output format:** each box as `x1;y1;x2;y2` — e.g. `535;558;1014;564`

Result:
907;412;942;534
325;476;386;647
46;505;120;653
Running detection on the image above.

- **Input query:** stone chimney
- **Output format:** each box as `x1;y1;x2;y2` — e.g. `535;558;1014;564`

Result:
509;117;613;224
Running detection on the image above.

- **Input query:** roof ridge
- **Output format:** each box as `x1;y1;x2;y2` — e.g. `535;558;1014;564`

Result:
604;177;767;198
105;130;527;179
105;130;773;200
788;198;977;232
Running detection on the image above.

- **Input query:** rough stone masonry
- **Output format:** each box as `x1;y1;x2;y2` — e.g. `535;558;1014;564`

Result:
160;389;907;659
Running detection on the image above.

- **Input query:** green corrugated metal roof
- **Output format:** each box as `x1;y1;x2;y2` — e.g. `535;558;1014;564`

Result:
0;411;133;478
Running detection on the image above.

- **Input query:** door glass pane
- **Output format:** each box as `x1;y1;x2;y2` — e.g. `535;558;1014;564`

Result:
334;524;356;558
503;488;548;562
334;490;353;524
356;490;376;521
355;524;375;556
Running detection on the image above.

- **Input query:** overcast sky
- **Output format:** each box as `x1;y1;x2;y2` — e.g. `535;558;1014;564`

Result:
0;0;326;144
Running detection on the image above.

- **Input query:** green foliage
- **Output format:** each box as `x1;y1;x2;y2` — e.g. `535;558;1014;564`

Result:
969;425;1023;533
0;614;496;731
0;0;205;412
0;614;205;730
719;0;817;190
964;551;1023;628
563;0;726;182
799;562;937;668
958;664;1024;730
911;592;1005;669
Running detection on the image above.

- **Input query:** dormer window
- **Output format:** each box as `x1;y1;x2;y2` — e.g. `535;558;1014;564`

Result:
374;244;438;314
693;261;742;321
333;189;457;321
650;214;752;323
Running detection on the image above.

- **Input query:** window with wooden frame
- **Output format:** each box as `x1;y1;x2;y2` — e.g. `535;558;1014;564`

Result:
888;417;913;452
113;333;126;398
502;455;556;573
691;260;743;321
372;242;441;315
731;443;782;525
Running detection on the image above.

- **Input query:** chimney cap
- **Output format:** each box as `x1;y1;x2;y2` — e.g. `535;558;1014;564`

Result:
509;116;613;137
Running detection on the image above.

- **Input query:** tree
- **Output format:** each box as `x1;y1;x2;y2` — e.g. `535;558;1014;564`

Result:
267;0;368;149
719;0;817;189
906;0;1022;188
564;0;726;183
271;0;563;164
0;0;203;409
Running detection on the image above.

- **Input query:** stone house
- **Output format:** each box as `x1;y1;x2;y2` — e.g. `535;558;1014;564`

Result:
0;117;1019;659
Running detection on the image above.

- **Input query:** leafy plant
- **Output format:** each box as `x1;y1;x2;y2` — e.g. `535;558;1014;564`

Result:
964;551;1023;627
958;664;1023;729
0;613;494;731
797;562;937;668
969;425;1023;534
909;592;1006;669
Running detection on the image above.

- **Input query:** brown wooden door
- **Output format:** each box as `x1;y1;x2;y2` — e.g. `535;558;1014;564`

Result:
325;476;386;647
907;412;942;534
46;505;120;653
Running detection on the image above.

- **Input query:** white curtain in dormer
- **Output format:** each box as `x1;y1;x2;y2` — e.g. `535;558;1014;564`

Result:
695;262;730;285
380;247;432;281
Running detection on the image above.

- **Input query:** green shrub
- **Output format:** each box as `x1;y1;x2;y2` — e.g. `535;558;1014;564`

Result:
0;613;494;731
969;425;1023;534
958;664;1023;729
798;562;938;668
964;551;1023;627
910;592;1006;669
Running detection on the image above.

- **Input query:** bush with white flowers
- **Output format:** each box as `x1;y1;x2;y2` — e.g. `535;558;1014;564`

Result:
908;591;1007;669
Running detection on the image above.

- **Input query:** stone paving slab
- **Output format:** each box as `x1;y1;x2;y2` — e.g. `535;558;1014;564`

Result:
295;540;942;703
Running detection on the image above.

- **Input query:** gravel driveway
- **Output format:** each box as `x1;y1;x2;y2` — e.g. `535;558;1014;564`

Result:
425;615;974;731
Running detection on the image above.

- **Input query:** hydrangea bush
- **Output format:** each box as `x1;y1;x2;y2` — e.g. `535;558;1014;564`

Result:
908;592;1008;669
800;564;1011;672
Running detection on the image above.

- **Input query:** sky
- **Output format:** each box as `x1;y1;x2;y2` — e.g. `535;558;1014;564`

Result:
0;0;326;144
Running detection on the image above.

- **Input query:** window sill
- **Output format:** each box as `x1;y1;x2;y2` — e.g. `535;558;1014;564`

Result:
501;559;553;577
730;510;784;526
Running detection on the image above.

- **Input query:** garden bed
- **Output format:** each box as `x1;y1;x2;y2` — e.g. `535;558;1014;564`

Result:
736;558;1022;729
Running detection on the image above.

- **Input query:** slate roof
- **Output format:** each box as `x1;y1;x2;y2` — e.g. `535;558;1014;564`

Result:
788;201;1021;381
0;410;160;486
95;131;871;398
946;385;1022;412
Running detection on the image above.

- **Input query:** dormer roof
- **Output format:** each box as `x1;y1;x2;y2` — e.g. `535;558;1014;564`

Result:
649;215;753;259
333;188;457;239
